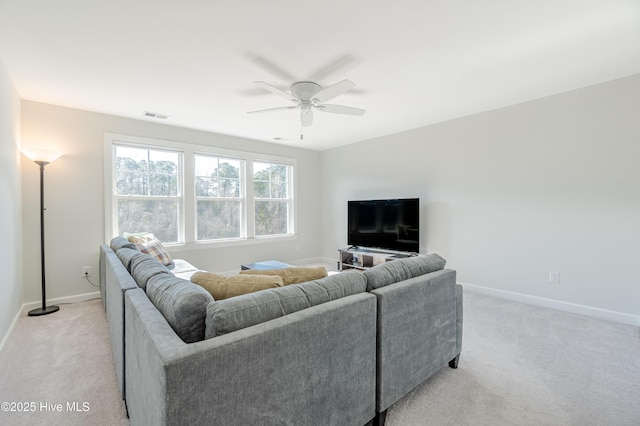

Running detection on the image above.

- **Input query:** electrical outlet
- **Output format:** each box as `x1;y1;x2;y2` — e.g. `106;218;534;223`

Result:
82;266;91;278
549;271;560;283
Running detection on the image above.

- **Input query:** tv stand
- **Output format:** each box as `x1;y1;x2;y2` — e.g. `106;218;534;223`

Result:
337;247;417;271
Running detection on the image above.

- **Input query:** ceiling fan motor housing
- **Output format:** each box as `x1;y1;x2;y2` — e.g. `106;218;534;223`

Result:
248;79;365;129
290;81;322;101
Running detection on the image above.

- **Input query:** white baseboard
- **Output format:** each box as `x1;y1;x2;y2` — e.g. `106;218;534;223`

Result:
0;306;23;353
0;292;102;353
288;257;337;269
318;256;339;268
461;282;640;327
21;291;102;315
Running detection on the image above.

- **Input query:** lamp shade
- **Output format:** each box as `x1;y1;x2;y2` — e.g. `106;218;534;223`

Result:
22;148;63;164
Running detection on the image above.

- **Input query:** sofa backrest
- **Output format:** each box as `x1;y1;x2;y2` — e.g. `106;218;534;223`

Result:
205;270;367;338
130;252;171;290
146;273;214;343
110;235;137;252
362;253;446;291
115;247;141;272
109;236;212;343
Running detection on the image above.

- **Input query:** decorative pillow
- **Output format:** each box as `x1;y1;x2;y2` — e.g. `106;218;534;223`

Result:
205;270;366;338
127;233;175;269
238;266;328;285
124;231;156;243
191;272;284;300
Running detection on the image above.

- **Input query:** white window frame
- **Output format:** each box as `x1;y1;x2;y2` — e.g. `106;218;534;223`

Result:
193;152;246;242
252;160;295;237
104;133;297;250
110;143;184;243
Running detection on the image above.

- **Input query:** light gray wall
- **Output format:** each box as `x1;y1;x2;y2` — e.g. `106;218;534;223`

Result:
20;101;322;304
0;59;22;345
320;74;640;316
16;74;640;319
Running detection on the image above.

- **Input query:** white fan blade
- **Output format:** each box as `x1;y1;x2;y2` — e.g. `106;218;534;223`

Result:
247;54;298;82
312;79;356;103
308;54;356;82
301;108;313;127
318;104;366;116
247;106;297;114
254;81;300;102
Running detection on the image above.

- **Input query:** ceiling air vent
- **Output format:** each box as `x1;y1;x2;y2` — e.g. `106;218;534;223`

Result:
143;111;169;119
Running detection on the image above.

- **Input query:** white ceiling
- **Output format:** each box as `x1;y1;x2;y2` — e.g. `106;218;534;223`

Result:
1;0;639;151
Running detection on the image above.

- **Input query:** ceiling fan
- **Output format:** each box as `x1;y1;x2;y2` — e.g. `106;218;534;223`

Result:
247;79;366;127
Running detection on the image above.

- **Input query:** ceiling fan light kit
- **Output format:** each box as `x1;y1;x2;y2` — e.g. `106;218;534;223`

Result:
248;79;366;129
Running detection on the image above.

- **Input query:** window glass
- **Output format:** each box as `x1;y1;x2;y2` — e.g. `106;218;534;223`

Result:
253;161;291;236
114;146;180;242
195;155;241;198
255;200;288;235
116;146;179;196
197;200;241;240
195;155;243;240
107;136;294;245
118;199;179;242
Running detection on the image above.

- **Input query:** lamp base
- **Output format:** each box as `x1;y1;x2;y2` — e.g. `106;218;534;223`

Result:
28;305;59;316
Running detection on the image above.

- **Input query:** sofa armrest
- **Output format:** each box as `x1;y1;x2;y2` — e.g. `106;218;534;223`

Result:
103;248;138;400
124;288;377;426
371;268;461;413
99;245;109;310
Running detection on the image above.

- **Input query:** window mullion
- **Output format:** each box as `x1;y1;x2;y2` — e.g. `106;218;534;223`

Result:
288;165;294;234
245;159;255;239
183;148;194;244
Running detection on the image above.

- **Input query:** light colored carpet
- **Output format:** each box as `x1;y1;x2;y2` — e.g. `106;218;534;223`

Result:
386;292;640;426
0;299;128;426
0;291;638;425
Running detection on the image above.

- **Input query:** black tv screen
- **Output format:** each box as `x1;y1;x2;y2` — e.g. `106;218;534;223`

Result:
348;198;419;253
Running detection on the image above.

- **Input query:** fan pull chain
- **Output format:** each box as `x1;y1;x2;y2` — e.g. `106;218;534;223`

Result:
300;122;304;140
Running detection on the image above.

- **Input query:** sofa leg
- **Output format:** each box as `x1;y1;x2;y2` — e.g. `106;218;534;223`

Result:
372;410;388;426
449;353;461;369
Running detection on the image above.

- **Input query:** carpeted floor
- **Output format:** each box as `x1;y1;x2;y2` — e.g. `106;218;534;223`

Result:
0;299;128;426
385;292;640;426
0;290;638;425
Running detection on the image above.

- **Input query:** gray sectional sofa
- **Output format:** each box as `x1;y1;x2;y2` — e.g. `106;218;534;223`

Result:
363;256;463;425
100;237;462;426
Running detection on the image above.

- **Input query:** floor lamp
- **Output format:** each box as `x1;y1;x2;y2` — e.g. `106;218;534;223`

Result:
22;149;63;316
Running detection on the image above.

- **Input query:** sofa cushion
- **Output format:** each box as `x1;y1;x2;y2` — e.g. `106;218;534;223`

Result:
110;236;137;252
238;266;328;285
191;272;283;300
362;253;446;291
205;270;366;338
130;253;170;291
146;273;214;343
128;233;175;269
171;259;200;280
115;247;141;272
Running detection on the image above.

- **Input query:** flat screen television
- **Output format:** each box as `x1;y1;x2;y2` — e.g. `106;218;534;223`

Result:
348;198;419;253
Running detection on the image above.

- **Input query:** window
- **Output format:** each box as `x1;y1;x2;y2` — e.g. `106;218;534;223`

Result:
114;145;181;243
195;154;244;241
253;161;293;236
105;134;296;247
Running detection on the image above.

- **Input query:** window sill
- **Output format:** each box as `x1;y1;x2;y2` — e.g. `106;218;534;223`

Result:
165;234;298;253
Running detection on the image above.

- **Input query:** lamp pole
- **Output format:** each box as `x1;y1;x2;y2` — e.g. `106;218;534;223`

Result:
28;160;59;316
